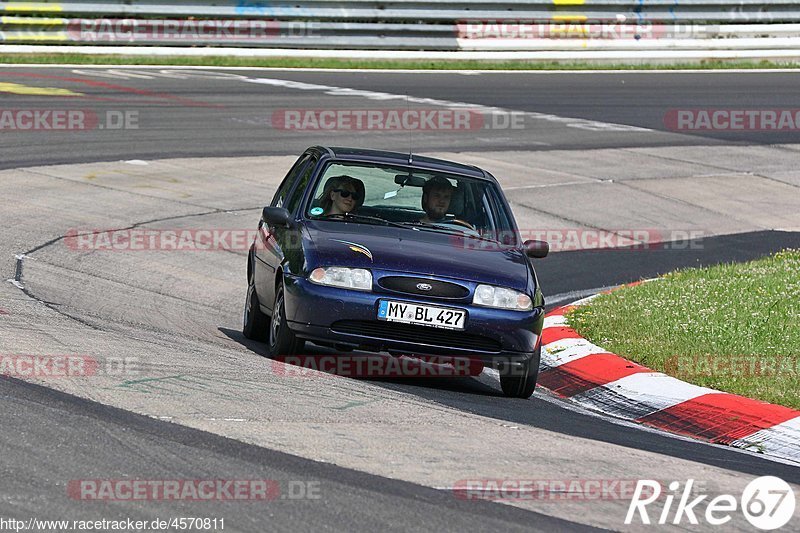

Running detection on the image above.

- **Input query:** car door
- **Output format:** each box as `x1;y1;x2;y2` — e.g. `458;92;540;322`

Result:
278;154;318;276
254;152;314;313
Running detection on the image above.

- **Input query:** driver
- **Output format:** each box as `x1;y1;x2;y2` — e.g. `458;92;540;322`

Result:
420;176;454;223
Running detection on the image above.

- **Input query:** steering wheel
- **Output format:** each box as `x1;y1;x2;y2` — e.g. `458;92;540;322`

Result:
449;219;476;230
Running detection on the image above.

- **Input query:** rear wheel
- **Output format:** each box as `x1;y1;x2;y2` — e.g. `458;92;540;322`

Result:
243;269;269;341
268;280;304;357
499;345;541;399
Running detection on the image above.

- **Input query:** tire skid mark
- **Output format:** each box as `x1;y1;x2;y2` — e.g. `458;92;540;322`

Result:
104;373;382;411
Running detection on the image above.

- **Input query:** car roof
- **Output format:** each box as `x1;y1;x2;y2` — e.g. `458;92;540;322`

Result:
308;146;494;181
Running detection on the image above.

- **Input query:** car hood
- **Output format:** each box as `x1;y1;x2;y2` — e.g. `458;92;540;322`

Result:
303;220;531;291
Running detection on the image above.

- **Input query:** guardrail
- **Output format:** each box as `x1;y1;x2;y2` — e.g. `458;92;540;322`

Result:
0;1;798;52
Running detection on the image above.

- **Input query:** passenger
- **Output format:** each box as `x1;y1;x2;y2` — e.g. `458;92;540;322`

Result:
319;175;364;215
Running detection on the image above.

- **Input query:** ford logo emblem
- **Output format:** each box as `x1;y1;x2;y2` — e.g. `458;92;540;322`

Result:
416;283;433;292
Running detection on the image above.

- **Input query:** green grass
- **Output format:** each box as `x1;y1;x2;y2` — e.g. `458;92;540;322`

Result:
1;53;800;70
567;250;800;409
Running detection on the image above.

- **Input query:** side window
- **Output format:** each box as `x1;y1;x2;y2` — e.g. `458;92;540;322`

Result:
485;189;516;244
285;156;317;214
271;154;311;208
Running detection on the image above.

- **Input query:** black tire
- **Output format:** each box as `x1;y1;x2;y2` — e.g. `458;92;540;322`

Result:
499;344;541;399
268;280;304;357
243;270;269;341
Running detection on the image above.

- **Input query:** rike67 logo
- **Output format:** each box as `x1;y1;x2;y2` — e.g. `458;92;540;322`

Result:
626;477;796;530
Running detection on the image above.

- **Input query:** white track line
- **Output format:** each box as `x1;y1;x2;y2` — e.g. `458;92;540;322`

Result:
243;76;651;132
2;64;800;74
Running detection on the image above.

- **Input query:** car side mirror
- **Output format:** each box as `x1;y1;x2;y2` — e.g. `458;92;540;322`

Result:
523;239;549;259
262;206;292;228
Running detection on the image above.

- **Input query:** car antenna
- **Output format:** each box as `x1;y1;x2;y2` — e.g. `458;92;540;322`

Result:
406;93;413;165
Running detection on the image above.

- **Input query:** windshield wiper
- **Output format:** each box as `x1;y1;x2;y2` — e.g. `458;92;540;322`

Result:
318;212;407;229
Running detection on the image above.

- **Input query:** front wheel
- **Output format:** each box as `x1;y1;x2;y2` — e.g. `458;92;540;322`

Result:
243;273;269;341
268;280;304;357
499;345;541;399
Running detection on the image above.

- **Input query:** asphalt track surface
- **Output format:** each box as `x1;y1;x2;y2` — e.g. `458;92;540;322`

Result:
1;67;800;169
1;376;586;533
1;67;800;531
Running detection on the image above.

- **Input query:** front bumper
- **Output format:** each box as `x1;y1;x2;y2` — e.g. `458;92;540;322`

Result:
283;275;544;367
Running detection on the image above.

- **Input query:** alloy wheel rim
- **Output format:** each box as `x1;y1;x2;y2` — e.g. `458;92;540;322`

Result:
271;292;283;347
243;284;253;328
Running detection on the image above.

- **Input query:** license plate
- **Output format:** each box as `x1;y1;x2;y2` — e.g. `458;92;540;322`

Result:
377;300;467;330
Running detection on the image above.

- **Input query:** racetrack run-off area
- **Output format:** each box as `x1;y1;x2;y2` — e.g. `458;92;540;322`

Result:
541;289;800;464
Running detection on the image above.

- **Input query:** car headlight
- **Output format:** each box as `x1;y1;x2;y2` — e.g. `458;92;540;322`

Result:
309;267;372;291
473;284;532;311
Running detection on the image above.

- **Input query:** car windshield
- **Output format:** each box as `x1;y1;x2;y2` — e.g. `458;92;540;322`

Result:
305;160;518;243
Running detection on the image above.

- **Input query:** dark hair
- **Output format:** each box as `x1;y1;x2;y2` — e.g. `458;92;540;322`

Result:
319;175;365;213
422;176;454;196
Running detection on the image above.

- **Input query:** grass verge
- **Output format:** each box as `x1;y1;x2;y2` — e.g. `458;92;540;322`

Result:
567;250;800;409
0;54;799;70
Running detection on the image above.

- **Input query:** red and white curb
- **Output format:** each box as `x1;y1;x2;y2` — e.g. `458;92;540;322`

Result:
539;291;800;464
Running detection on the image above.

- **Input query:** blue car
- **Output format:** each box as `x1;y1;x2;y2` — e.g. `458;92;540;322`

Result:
243;146;549;398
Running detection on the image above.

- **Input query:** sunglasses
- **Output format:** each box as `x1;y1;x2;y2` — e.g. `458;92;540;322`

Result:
333;188;360;199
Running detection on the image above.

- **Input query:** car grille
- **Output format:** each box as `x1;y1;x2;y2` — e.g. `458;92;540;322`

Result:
377;276;469;299
331;320;501;352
